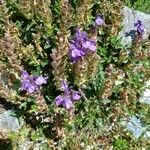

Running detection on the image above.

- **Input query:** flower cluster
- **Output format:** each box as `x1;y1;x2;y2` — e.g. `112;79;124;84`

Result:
20;70;48;94
55;81;81;109
69;28;96;63
134;19;144;37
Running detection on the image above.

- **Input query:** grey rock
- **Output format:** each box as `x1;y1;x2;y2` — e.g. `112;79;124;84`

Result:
139;81;150;104
18;139;47;150
121;116;150;139
120;7;150;106
18;139;33;150
0;110;22;133
139;96;150;104
119;6;150;46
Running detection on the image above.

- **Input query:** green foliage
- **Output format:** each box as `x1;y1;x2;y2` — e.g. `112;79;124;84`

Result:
114;139;129;150
0;0;150;149
125;0;150;14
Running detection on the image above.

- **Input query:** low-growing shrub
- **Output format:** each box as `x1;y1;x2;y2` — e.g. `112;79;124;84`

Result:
0;0;150;149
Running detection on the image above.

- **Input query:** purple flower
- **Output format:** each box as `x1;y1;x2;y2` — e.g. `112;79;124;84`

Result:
69;28;96;63
21;70;29;79
20;70;48;94
55;95;73;109
71;91;81;101
35;76;48;86
55;81;81;109
61;80;70;94
82;40;96;51
62;98;73;109
95;14;104;26
27;83;38;94
55;95;64;106
134;19;144;36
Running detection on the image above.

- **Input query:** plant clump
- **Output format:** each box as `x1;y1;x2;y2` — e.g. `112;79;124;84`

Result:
0;0;150;149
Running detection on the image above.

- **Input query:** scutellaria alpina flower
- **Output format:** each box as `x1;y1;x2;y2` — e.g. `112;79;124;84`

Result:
95;14;105;26
134;19;144;37
69;28;96;63
55;80;81;109
20;70;48;94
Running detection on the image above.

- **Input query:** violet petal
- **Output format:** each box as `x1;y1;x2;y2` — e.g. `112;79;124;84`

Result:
55;95;64;106
35;76;48;86
72;91;81;101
